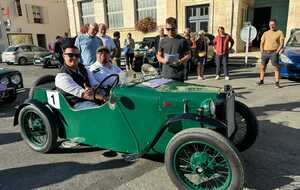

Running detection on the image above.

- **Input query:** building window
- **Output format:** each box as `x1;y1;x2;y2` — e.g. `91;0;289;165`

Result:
106;0;124;28
80;0;95;26
15;0;22;16
186;4;209;32
32;6;43;23
136;0;156;21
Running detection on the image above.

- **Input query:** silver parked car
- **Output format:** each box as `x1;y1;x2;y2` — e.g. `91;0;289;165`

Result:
1;44;50;65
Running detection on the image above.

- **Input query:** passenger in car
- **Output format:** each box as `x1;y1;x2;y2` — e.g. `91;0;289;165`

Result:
55;43;107;109
88;46;122;87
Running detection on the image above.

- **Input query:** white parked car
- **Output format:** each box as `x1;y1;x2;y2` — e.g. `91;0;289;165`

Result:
1;44;50;65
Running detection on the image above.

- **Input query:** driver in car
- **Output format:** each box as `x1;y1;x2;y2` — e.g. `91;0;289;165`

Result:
55;43;107;109
88;46;122;87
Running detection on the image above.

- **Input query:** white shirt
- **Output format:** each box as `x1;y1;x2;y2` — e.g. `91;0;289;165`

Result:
88;61;122;87
55;73;85;98
100;35;116;51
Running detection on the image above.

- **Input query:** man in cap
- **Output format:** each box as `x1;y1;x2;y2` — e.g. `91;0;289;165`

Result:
88;46;122;87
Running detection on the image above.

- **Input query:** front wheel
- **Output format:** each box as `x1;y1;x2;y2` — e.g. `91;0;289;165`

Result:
18;57;28;65
165;128;244;190
231;101;258;152
19;105;58;153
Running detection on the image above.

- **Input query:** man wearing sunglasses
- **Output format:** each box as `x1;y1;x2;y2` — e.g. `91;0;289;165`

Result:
55;43;107;109
156;17;191;82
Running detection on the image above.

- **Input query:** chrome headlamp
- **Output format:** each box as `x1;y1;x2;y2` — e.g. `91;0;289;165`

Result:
0;77;9;86
11;74;21;84
200;99;216;116
280;54;293;64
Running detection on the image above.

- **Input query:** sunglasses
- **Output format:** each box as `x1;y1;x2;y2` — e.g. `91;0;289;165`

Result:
166;27;176;31
64;53;80;59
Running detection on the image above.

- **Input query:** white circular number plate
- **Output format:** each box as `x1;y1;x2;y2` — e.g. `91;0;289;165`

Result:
240;25;257;42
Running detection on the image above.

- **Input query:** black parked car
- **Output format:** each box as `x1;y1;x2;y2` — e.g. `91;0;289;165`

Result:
0;67;24;103
33;53;61;68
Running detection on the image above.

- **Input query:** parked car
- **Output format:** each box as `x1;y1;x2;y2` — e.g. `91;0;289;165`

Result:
1;44;50;65
0;67;24;103
14;68;258;189
279;29;300;79
33;53;60;68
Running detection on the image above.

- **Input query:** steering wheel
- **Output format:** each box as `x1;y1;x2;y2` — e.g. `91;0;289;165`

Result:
94;74;120;99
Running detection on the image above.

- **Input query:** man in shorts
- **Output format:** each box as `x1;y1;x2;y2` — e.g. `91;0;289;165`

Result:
258;19;285;88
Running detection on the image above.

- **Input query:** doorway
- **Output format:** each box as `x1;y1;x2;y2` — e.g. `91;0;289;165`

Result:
252;7;271;47
37;34;47;48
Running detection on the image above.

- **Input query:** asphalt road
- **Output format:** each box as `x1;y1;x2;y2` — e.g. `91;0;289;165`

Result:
0;63;300;190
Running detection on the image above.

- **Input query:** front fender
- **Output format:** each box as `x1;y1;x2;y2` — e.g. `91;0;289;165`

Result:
14;99;57;126
165;113;227;135
141;113;227;154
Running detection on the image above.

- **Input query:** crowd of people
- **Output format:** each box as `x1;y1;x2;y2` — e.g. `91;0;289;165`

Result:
53;17;285;109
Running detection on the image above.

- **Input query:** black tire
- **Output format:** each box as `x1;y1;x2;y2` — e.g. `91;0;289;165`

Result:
32;75;56;87
28;75;56;99
231;101;258;152
18;57;27;65
165;128;244;190
18;105;58;153
43;60;50;68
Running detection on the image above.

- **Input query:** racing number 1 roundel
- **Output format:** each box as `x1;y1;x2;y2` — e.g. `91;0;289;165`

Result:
46;91;60;109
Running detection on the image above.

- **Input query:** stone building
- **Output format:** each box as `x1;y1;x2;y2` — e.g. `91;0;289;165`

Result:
66;0;300;52
0;9;8;52
0;0;69;49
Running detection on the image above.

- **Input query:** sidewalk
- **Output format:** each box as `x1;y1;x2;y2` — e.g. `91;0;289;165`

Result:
229;51;261;65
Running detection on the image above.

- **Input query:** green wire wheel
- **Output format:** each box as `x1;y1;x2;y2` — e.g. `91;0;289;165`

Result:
165;128;244;190
19;105;58;153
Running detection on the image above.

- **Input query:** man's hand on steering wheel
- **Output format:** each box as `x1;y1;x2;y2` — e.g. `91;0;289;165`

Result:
93;74;120;103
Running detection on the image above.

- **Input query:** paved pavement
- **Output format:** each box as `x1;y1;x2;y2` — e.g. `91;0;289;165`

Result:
0;63;300;190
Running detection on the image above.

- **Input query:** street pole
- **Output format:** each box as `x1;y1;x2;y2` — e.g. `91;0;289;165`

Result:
245;26;251;66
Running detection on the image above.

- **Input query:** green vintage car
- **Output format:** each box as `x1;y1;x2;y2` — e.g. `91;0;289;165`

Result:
14;69;258;190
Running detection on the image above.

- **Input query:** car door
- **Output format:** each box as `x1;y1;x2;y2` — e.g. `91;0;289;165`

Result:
19;46;34;63
32;46;49;57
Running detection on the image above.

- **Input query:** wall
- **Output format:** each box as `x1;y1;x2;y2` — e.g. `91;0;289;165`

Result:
0;8;8;52
67;0;168;45
286;0;300;38
2;0;69;48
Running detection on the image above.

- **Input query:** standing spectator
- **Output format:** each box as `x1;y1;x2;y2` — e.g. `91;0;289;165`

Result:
80;25;88;34
195;31;209;80
54;35;64;67
258;19;284;88
184;28;192;47
124;33;135;71
213;26;234;80
156;17;191;82
98;23;117;57
154;27;167;53
153;27;167;72
75;23;103;68
112;31;121;67
183;28;192;79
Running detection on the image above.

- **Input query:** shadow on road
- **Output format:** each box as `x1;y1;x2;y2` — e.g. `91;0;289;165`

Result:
244;101;300;190
0;159;133;190
52;146;102;154
0;132;22;145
